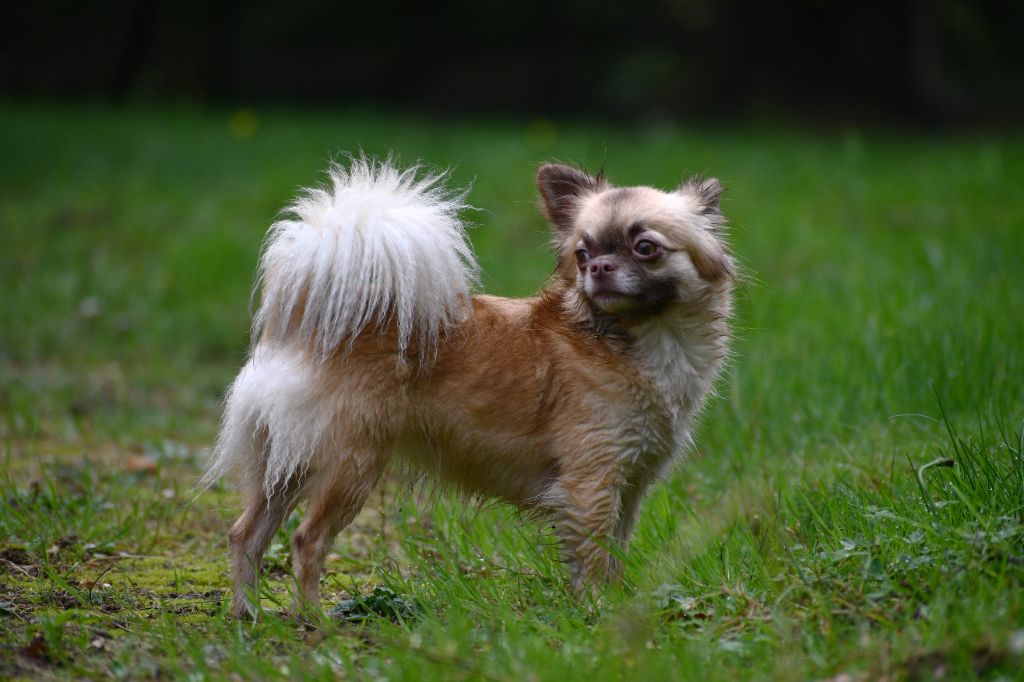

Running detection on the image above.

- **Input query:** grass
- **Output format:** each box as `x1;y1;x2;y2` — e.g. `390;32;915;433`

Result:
1;102;1022;680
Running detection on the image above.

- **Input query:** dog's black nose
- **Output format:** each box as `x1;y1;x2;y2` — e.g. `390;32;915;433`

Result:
588;257;617;276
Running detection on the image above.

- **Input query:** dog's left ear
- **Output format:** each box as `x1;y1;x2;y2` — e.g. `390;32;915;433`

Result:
680;177;732;281
538;163;605;234
689;237;734;281
680;177;724;218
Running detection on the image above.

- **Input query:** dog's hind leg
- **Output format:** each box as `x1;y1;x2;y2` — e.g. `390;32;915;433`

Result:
290;444;388;614
228;452;304;619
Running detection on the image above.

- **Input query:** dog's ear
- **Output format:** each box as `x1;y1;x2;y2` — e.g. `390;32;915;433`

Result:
538;163;604;234
689;237;734;281
680;176;724;216
680;176;732;280
680;176;729;254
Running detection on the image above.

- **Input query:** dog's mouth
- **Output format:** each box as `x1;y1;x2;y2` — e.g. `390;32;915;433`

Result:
585;277;678;318
589;290;641;313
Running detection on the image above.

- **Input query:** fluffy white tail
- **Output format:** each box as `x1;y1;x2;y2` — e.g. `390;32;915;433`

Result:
256;154;478;359
204;155;478;492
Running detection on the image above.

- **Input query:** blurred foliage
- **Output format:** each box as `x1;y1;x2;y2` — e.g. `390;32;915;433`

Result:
5;1;1024;125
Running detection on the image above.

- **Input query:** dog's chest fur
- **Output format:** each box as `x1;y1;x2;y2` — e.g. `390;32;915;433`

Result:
614;320;723;482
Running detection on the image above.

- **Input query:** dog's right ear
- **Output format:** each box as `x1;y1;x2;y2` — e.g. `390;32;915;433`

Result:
537;164;604;235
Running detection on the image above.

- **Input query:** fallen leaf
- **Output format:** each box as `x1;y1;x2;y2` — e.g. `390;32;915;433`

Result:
125;455;158;474
19;635;51;664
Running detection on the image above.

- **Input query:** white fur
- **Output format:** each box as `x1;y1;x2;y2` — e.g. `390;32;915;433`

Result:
633;320;716;444
255;154;478;359
204;344;331;493
205;156;479;495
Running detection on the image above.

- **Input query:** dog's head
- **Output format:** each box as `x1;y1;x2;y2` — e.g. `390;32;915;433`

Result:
538;163;734;324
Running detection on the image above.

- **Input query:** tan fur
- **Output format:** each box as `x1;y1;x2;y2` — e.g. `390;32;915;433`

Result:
219;163;734;617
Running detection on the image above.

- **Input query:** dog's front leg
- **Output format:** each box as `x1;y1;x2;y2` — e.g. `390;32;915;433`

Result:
613;472;658;554
553;475;624;598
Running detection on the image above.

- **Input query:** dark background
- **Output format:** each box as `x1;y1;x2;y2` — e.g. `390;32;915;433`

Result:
3;0;1023;126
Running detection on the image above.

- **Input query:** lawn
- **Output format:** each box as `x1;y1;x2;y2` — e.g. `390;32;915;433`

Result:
1;103;1022;680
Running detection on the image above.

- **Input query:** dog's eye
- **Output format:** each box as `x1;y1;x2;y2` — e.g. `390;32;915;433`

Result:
633;240;659;258
575;249;589;266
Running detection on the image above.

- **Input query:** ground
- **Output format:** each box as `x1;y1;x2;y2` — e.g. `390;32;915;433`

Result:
1;104;1022;680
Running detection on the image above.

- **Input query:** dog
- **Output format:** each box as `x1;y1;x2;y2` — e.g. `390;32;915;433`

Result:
204;156;735;617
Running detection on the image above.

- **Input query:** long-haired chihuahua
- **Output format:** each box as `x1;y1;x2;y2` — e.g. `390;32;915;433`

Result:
205;157;735;617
